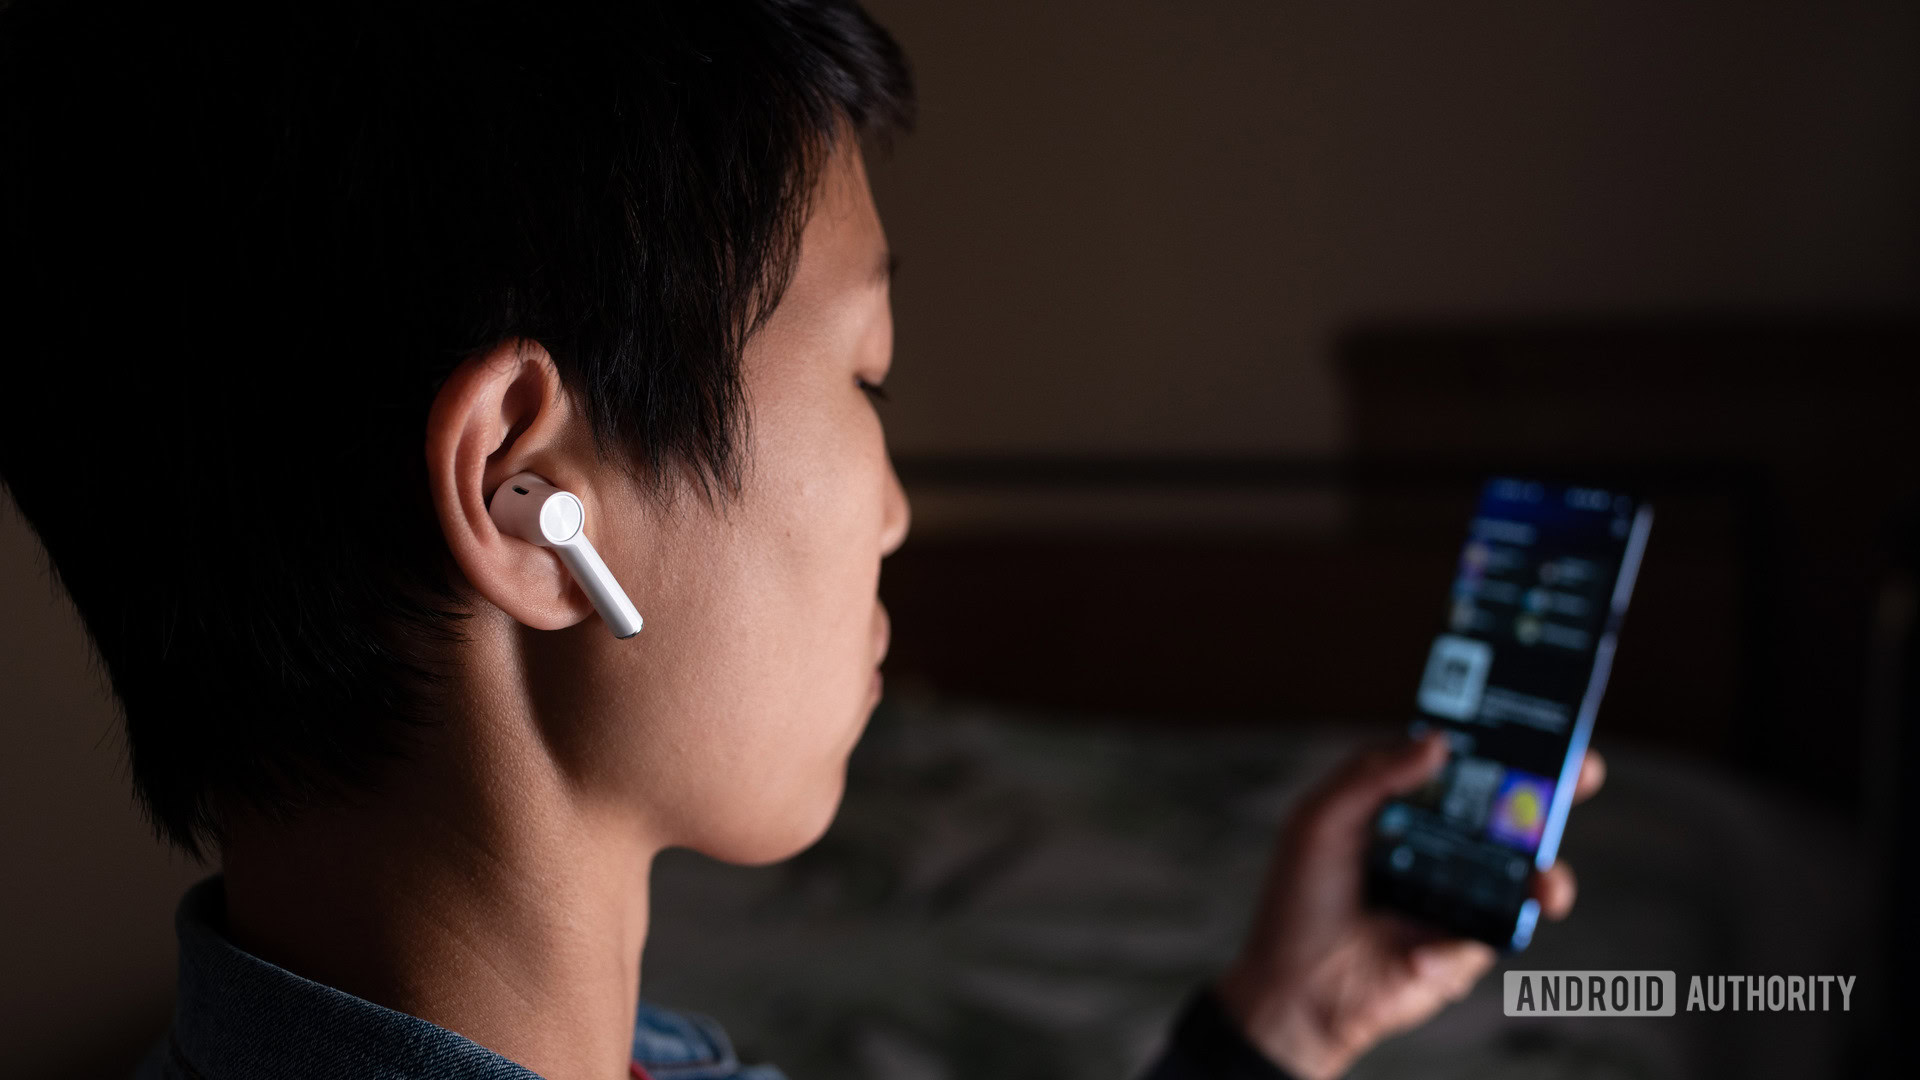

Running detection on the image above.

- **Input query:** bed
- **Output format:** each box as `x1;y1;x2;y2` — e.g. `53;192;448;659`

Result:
641;694;1875;1080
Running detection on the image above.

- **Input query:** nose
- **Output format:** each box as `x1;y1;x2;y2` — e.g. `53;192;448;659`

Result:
879;455;911;558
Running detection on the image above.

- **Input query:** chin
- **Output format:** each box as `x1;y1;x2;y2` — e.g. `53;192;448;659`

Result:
705;764;851;868
692;691;874;867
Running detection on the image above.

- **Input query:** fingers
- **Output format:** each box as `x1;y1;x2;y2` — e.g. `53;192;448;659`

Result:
1573;749;1606;803
1532;860;1579;920
1304;730;1450;836
1380;730;1452;796
1409;937;1497;1000
1542;752;1598;919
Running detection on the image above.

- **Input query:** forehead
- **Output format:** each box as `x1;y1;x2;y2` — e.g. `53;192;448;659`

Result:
738;135;889;393
784;138;890;304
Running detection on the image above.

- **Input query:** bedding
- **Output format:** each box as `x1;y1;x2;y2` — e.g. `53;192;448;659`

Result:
642;697;1873;1080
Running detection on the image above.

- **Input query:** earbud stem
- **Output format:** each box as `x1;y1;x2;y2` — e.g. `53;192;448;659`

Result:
555;535;643;639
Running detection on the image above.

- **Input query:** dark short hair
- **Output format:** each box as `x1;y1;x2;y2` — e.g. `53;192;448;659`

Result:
0;0;913;857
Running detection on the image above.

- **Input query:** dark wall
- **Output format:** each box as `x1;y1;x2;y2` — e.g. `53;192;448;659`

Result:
864;0;1920;461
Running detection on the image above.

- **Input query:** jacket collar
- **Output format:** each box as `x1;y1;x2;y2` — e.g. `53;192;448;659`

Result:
168;874;542;1079
166;875;747;1080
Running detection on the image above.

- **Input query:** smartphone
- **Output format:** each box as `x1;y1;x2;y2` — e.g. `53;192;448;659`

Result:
1363;477;1652;951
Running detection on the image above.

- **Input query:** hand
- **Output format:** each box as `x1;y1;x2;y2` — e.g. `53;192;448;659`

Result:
1215;732;1606;1080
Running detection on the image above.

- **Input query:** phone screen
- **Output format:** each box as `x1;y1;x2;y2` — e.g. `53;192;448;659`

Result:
1364;477;1652;950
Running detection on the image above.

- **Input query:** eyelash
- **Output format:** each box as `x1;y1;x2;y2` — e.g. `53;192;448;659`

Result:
856;376;889;404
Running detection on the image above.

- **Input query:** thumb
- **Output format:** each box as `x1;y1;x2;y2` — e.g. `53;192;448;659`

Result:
1308;730;1450;835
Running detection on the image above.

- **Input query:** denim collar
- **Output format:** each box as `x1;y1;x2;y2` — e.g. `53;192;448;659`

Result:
153;875;766;1080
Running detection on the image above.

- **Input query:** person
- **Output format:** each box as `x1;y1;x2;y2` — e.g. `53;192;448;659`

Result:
0;2;1603;1077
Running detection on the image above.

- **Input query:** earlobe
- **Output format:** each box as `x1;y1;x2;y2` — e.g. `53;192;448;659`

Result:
424;340;599;632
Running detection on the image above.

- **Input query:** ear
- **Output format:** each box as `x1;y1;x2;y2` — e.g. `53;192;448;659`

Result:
425;339;598;632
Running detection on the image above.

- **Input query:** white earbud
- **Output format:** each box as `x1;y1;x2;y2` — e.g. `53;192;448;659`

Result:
487;472;643;639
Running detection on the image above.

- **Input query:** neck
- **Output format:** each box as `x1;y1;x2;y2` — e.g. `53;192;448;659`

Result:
219;691;659;1080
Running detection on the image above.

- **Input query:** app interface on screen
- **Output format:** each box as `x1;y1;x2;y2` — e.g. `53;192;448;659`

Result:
1372;479;1639;915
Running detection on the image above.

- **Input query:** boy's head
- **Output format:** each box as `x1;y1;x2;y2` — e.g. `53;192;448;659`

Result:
0;0;913;862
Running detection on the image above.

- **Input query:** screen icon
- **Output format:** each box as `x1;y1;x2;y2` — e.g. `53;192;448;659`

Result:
1418;634;1493;720
1487;769;1556;851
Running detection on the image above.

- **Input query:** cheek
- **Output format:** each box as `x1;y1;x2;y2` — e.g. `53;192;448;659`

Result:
611;426;886;858
741;457;885;752
752;397;890;679
785;463;885;643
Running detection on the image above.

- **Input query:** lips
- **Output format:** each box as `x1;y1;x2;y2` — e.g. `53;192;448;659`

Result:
872;603;891;669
